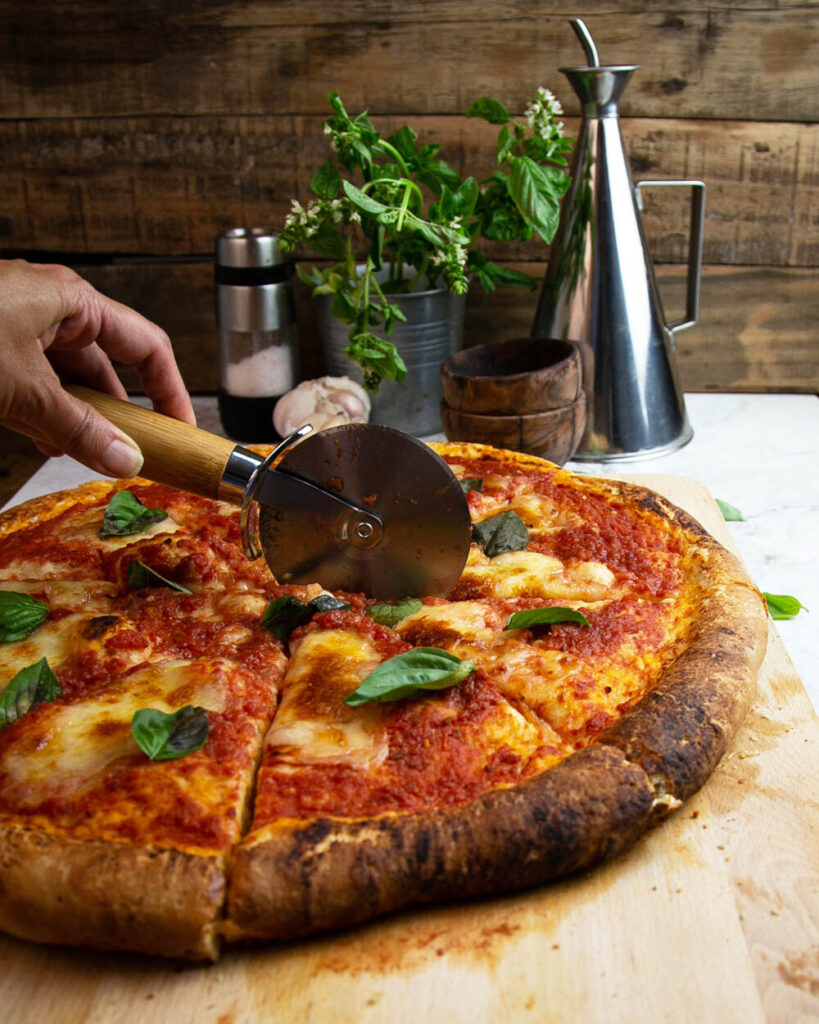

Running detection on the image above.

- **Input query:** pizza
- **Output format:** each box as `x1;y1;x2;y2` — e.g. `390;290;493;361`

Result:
0;441;768;960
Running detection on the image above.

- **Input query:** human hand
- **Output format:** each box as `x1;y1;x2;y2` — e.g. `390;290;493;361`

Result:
0;259;195;478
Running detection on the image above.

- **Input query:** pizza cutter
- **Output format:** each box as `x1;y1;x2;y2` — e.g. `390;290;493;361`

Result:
68;387;472;599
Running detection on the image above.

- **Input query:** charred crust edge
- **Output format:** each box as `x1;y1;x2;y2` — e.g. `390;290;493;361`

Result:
225;745;656;942
0;827;225;960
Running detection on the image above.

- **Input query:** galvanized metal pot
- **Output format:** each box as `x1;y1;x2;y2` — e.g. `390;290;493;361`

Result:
314;284;465;437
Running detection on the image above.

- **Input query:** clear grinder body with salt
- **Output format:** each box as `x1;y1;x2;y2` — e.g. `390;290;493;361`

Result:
215;227;298;443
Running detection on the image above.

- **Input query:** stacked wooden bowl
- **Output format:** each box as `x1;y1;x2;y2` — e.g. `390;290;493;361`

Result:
440;338;586;465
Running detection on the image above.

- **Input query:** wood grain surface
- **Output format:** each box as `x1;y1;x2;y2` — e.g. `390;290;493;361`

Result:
0;475;816;1024
73;262;819;395
0;3;816;122
1;117;815;266
0;0;815;402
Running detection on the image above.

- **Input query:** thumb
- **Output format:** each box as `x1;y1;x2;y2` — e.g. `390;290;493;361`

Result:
37;386;145;479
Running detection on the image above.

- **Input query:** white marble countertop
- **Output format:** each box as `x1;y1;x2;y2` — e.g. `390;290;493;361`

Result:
572;393;818;712
5;392;817;711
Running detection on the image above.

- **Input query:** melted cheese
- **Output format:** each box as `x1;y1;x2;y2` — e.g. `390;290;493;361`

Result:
64;505;184;550
396;600;503;655
265;628;388;769
457;472;582;532
0;614;97;684
0;508;183;581
0;582;130;685
212;590;270;620
0;579;117;609
478;692;565;760
505;491;583;535
1;658;228;792
462;550;616;602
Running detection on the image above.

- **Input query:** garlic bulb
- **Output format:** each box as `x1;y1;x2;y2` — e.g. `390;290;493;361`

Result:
273;376;371;436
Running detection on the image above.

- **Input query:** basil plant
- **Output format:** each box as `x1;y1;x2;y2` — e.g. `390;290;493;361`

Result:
280;88;572;391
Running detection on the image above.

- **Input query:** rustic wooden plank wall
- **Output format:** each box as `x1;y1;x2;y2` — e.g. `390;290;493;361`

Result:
0;0;816;404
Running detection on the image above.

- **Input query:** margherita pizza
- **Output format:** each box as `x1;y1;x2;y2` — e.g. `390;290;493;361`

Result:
0;442;768;959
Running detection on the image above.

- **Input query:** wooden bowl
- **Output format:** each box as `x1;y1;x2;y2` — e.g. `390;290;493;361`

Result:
441;393;587;466
441;338;582;415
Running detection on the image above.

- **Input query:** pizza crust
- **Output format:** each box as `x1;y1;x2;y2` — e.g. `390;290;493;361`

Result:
0;825;225;960
600;580;768;812
224;744;656;943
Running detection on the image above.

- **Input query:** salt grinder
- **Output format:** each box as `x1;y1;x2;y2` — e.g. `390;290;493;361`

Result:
215;228;298;442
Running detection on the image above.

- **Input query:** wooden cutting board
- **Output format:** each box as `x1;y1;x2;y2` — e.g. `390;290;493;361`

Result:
1;475;817;1024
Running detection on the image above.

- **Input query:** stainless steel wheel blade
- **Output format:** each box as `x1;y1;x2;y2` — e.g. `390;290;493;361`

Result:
258;424;471;599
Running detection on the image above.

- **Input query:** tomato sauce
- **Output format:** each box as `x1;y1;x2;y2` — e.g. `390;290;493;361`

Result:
253;677;563;822
449;456;683;597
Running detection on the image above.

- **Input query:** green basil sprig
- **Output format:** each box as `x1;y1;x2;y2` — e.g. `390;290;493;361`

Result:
366;598;423;627
472;510;529;557
130;705;209;761
100;490;168;538
716;499;744;522
0;658;61;730
504;607;590;631
0;591;48;642
126;561;193;594
762;593;807;620
344;647;475;706
261;593;352;641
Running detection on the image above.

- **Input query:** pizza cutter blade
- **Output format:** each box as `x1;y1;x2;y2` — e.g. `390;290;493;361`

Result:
66;387;471;599
255;423;472;599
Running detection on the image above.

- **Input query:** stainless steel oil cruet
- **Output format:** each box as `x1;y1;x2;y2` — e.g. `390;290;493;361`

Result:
533;19;705;460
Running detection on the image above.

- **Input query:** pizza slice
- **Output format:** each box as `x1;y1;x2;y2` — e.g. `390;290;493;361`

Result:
225;601;570;943
0;578;288;959
0;479;270;591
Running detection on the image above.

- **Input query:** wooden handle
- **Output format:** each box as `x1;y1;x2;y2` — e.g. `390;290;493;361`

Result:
68;386;237;500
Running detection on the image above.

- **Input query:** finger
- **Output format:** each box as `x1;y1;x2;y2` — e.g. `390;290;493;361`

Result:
47;344;129;401
33;440;64;458
20;378;144;479
64;281;196;426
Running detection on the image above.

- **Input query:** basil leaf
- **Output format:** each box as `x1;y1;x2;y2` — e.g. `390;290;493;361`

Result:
131;705;209;761
126;561;193;594
762;593;807;620
386;124;418;160
459;477;483;494
472;510;529;557
100;490;168;538
0;591;48;642
342;180;391;216
466;97;511;125
506;155;562;243
505;607;590;630
344;647;475;707
716;499;744;522
0;658;61;730
261;595;311;640
261;594;352;641
367;598;423;627
309;594;353;615
310;159;341;199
